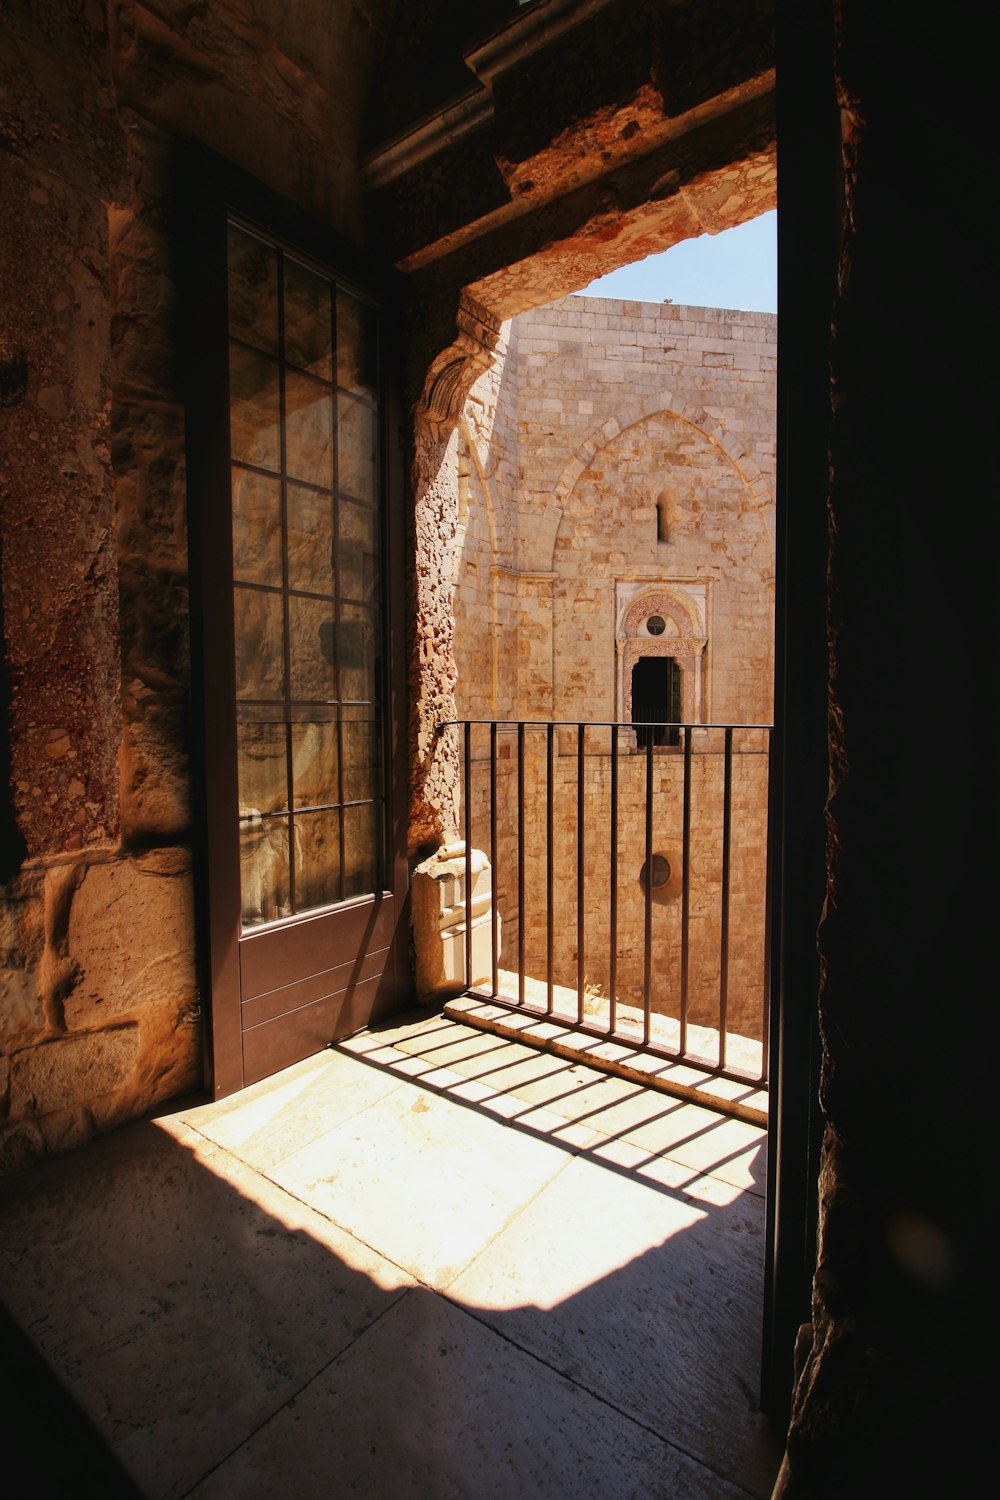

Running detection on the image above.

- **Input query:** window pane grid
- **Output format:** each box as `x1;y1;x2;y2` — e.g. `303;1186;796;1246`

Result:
228;223;384;928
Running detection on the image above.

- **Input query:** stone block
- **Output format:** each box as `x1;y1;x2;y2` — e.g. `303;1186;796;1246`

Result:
411;843;499;1002
8;1025;140;1116
0;966;44;1041
0;1118;46;1180
63;850;196;1027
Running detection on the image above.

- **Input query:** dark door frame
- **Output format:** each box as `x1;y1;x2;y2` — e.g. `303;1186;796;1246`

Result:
175;145;409;1100
760;0;838;1426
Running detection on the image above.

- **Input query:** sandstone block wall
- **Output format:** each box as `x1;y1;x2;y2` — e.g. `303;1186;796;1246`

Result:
453;296;775;1039
460;733;771;1040
455;296;776;727
0;0;393;1179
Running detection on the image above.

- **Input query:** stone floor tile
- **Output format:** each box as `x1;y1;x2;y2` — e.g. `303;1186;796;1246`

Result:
585;1133;755;1208
173;1045;408;1172
0;1120;412;1500
450;1155;779;1498
611;1106;767;1195
266;1081;577;1290
189;1288;756;1500
167;1048;332;1129
338;1009;461;1055
548;1084;768;1194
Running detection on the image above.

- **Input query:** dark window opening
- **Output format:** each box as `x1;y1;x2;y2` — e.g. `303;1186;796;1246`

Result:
631;656;681;747
656;491;670;543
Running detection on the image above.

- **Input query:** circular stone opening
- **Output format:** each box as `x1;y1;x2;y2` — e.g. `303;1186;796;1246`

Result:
639;853;672;890
646;614;666;636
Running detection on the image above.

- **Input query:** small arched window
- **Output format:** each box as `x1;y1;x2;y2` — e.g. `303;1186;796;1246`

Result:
655;490;671;543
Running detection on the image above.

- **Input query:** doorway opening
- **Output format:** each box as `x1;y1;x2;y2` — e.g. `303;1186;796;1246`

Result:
440;234;777;1105
632;657;681;748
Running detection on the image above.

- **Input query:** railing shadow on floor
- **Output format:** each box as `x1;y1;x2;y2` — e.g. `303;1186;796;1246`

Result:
437;719;774;1107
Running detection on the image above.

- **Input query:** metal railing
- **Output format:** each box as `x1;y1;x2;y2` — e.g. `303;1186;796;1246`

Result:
437;720;773;1088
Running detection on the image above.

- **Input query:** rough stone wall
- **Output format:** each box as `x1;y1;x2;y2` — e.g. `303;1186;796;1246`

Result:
0;0;394;1178
452;296;775;1037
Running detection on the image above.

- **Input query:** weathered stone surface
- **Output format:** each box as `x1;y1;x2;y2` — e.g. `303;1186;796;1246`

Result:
411;843;497;1001
63;850;196;1027
0;3;130;861
0;965;44;1042
0;1117;45;1180
448;298;774;1037
8;1026;140;1116
37;1105;96;1157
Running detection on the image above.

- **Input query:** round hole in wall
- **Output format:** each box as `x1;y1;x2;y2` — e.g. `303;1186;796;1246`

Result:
646;614;666;636
639;853;671;890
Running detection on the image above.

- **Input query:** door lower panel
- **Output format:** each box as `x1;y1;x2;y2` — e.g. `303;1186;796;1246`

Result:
241;966;397;1086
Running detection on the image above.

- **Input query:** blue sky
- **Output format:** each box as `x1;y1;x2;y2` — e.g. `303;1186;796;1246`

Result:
574;210;776;313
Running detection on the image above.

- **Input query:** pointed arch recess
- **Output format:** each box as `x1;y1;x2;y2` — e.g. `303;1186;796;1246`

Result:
548;398;775;573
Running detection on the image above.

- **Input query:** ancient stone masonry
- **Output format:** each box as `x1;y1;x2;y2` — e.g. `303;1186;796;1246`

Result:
0;0;396;1178
451;295;775;1038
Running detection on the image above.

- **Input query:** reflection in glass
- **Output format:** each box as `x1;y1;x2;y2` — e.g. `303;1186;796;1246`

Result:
232;469;282;587
337;395;376;502
240;814;290;927
342;717;379;804
287;482;334;595
234;587;285;700
338;604;376;702
291;719;339;808
284;259;333;379
285;371;333;488
228;226;278;355
296;808;342;911
229;344;281;472
336;289;377;396
228;224;385;920
343;802;378;898
237;719;288;816
338;499;378;603
289;595;336;702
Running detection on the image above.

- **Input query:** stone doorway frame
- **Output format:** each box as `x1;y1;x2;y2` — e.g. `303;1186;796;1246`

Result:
617;589;708;728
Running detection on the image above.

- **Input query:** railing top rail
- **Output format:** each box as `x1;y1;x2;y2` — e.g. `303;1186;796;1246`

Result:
436;719;774;732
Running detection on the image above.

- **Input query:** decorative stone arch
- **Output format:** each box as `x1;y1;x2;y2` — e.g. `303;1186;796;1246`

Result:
618;588;708;727
550;396;775;570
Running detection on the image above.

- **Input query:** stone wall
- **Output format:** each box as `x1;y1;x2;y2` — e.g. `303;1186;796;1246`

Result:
0;0;395;1178
452;296;775;1038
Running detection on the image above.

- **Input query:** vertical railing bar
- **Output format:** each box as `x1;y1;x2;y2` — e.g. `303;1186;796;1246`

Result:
517;721;525;1009
642;731;653;1046
426;716;773;1097
719;726;734;1070
680;723;693;1056
490;720;498;998
546;721;554;1015
577;723;585;1026
463;721;473;994
609;721;619;1035
760;725;773;1084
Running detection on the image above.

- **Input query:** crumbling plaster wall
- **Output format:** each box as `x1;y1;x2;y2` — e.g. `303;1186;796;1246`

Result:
0;0;395;1177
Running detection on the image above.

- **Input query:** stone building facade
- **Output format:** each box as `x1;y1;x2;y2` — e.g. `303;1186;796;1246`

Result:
452;296;776;1038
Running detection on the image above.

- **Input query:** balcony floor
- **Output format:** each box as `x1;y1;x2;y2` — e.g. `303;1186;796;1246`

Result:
0;1009;780;1499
